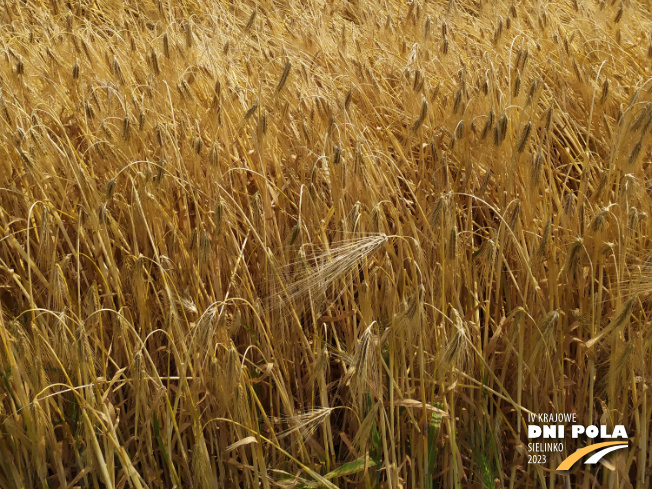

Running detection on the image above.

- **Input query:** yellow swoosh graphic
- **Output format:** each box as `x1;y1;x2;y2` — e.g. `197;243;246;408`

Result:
556;441;628;471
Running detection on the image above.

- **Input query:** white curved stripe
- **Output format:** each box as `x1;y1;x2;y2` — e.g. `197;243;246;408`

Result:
584;444;628;464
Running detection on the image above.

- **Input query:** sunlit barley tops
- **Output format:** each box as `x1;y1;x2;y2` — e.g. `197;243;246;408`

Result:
0;0;651;488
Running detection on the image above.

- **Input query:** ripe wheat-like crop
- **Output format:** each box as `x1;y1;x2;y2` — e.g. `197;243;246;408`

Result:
0;0;651;488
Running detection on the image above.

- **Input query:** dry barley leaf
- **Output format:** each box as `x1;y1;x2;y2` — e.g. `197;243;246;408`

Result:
598;454;616;471
251;363;274;383
385;399;448;416
226;436;258;452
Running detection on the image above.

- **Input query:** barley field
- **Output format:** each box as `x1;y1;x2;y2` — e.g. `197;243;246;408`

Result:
0;0;651;487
